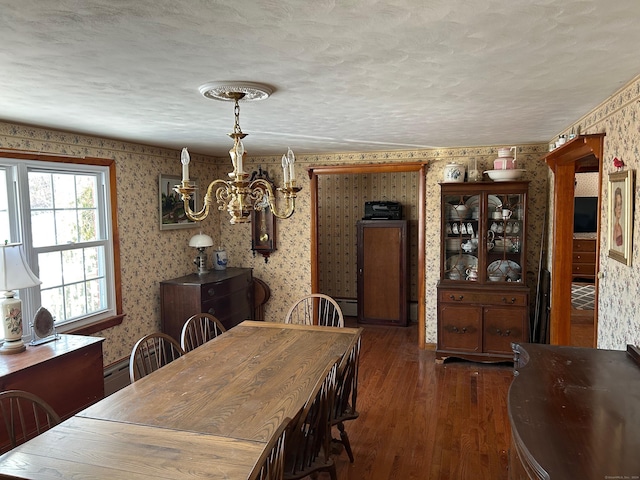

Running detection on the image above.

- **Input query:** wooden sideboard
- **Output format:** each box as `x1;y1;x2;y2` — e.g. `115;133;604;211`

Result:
0;334;104;421
572;237;596;281
509;343;640;479
160;268;254;342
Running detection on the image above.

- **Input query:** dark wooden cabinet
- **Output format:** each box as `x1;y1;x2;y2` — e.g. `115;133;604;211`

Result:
357;220;408;326
160;268;254;342
437;181;530;362
572;237;596;281
0;335;104;420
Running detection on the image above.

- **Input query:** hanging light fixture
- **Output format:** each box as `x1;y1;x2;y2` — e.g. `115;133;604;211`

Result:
174;82;301;225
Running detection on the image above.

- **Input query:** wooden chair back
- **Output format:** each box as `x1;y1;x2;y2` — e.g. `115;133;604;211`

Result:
0;390;61;454
284;294;344;327
330;336;362;462
129;332;184;382
284;360;338;480
248;417;290;480
180;313;226;352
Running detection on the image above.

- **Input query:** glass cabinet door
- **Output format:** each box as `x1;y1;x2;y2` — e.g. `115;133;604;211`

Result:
484;191;525;283
443;193;479;282
442;186;526;284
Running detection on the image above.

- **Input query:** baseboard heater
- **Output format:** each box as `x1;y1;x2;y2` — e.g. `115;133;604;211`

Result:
336;298;419;322
103;357;131;396
335;298;358;317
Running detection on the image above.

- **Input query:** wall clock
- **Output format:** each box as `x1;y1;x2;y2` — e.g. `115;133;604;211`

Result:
250;167;277;262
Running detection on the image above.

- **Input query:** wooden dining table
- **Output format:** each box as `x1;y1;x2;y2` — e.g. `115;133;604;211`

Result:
0;320;362;479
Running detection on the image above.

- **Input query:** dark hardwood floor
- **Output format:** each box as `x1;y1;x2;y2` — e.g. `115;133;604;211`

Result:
332;319;514;480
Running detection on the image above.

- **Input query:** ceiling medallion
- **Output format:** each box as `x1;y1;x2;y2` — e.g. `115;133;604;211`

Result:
198;81;273;102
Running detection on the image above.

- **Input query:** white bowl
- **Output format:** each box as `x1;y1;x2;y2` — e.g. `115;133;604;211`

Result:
447;204;469;220
484;169;525;182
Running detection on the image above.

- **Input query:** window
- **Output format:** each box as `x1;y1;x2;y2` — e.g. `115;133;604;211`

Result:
0;156;118;337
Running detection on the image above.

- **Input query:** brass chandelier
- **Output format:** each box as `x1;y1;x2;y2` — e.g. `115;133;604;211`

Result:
175;82;301;225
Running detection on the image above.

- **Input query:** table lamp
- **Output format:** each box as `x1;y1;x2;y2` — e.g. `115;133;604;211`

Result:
189;233;214;275
0;243;42;354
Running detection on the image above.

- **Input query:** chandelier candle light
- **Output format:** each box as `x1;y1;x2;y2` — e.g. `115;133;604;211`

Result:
175;82;302;225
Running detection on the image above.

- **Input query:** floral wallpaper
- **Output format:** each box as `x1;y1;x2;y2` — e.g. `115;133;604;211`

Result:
555;74;640;350
0;121;552;364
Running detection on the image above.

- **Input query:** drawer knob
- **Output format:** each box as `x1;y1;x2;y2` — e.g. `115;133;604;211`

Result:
208;288;216;297
502;297;516;304
495;329;512;337
208;307;216;315
451;326;467;334
449;294;464;301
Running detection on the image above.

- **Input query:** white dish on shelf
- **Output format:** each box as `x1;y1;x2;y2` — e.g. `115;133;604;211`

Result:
445;238;462;251
447;203;469;220
487;260;521;280
484;169;526;182
465;195;502;211
447;254;478;276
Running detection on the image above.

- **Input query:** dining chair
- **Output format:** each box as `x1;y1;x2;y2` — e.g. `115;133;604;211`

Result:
180;313;227;353
248;417;290;480
284;360;338;480
0;390;61;454
330;335;361;462
129;332;185;383
284;293;344;327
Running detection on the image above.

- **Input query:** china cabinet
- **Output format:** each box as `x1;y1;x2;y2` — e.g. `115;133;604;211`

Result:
437;181;530;363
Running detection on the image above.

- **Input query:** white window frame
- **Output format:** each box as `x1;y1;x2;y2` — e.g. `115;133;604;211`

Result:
0;156;118;339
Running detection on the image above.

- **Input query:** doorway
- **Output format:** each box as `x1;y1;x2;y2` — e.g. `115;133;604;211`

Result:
544;134;604;346
308;163;428;348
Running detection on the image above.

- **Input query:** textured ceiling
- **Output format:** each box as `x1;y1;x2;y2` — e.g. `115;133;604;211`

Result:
1;0;640;156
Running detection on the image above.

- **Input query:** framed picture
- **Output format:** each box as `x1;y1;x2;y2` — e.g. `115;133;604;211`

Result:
607;170;634;265
159;174;197;230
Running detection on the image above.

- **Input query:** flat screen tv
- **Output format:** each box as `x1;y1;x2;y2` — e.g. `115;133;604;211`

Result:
574;196;598;233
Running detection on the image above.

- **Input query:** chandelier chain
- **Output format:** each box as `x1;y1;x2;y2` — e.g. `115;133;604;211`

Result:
233;99;243;135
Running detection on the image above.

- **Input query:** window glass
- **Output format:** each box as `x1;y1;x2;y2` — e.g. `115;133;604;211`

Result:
0;160;115;333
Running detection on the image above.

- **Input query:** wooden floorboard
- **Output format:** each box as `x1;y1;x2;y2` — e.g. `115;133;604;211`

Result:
332;320;514;480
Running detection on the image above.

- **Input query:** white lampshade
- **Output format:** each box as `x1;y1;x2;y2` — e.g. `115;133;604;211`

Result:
0;244;41;291
0;243;41;355
189;234;214;248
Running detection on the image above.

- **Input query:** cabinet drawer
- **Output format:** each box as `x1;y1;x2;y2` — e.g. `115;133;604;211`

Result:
201;271;252;301
439;289;528;307
202;287;252;318
572;264;596;276
483;307;527;355
438;305;482;353
573;239;596;252
572;252;596;264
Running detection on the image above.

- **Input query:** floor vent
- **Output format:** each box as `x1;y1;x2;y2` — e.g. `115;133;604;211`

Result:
104;357;131;396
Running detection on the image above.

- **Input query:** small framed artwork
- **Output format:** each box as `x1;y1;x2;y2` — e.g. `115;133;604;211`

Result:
159;174;198;230
607;170;634;265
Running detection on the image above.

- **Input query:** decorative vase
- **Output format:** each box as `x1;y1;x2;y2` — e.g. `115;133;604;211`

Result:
443;163;466;183
214;248;228;271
